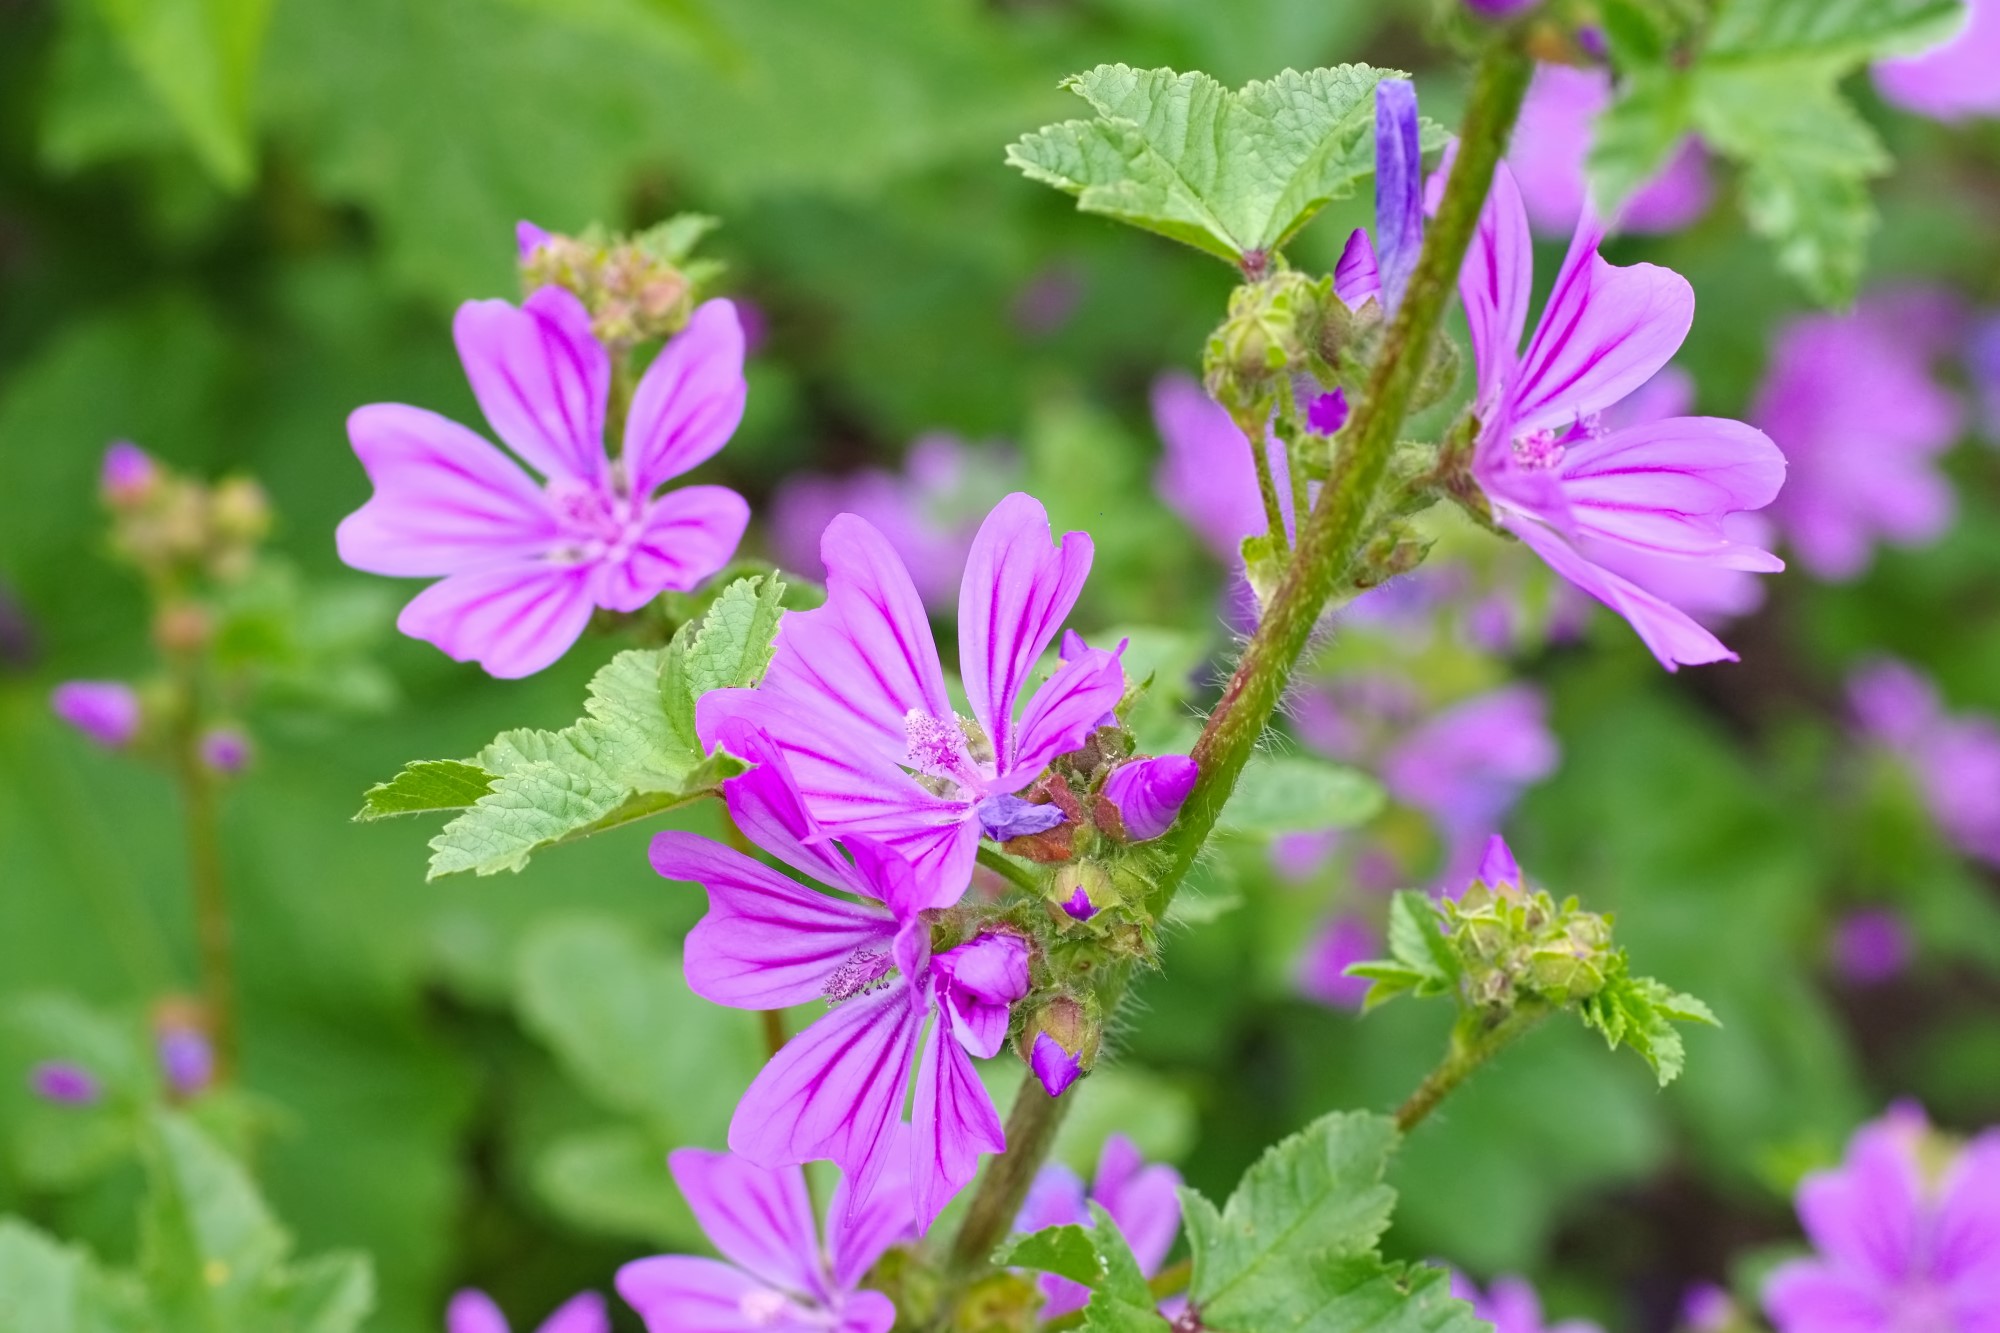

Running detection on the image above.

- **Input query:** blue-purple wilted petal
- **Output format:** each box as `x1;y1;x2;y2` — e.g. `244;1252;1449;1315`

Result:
1374;79;1424;317
1308;390;1350;436
975;794;1065;842
1030;1032;1083;1098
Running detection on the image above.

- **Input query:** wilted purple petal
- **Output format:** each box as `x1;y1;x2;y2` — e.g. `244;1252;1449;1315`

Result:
959;494;1094;772
1308;390;1350;436
1374;79;1423;316
1297;914;1379;1010
622;300;748;495
976;794;1065;841
1831;908;1913;986
29;1061;100;1106
1872;0;2000;122
1061;885;1096;921
1103;755;1198;841
910;1017;1005;1231
101;440;158;503
52;681;141;748
1030;1032;1083;1098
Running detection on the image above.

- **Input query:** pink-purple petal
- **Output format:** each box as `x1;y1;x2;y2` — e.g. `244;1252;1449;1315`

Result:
1796;1122;1923;1285
447;1290;512;1333
395;564;597;679
591;485;750;612
453;287;609;485
827;1125;920;1290
1335;228;1381;308
1456;155;1534;411
1934;1131;2000;1284
1005;648;1126;787
336;403;559;578
617;1255;815;1333
1761;1260;1889;1333
1506;516;1736;670
909;1017;1004;1232
652;831;896;1009
535;1292;611;1333
1556;417;1786;566
959;493;1095;770
710;721;871;893
623;299;749;496
1093;1135;1183;1277
667;1148;825;1296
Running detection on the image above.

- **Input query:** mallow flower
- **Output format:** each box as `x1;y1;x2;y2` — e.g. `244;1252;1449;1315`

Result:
1764;1102;2000;1333
1380;684;1559;889
697;492;1124;901
1849;658;2000;866
618;1145;913;1333
1015;1135;1183;1320
1152;371;1294;565
337;286;750;677
1872;0;2000;123
445;1290;607;1333
651;723;1031;1228
1754;288;1965;581
1507;63;1712;238
1449;1271;1603;1333
1454;153;1786;669
1297;914;1381;1011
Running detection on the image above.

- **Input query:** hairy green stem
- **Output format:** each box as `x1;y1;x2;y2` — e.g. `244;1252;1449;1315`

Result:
1233;403;1291;550
1395;1002;1549;1134
1148;40;1533;915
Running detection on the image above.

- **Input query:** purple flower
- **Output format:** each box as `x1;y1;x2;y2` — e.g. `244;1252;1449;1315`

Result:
1152;372;1295;563
651;725;1031;1229
1031;1032;1085;1098
198;727;252;775
618;1145;912;1333
698;492;1124;901
28;1061;100;1106
1477;833;1523;890
1764;1103;2000;1333
1455;154;1785;669
1831;908;1914;987
1012;263;1086;338
1381;685;1559;887
1972;315;2000;445
1754;288;1965;581
1103;755;1198;842
52;681;141;748
1679;1283;1737;1333
1450;1271;1603;1333
336;288;750;678
768;435;1018;612
157;1025;216;1097
1335;79;1427;318
1297;914;1380;1011
1849;658;2000;866
1873;0;2000;122
447;1289;606;1333
1015;1135;1183;1320
100;441;159;504
1308;390;1350;436
1508;64;1712;239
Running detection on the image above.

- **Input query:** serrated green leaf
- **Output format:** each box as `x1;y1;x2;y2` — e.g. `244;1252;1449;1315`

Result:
999;1205;1163;1328
1219;754;1383;836
353;760;494;820
1579;970;1719;1087
1007;63;1432;263
1706;0;1964;61
994;1223;1104;1289
91;0;273;187
682;573;787;701
1386;890;1459;984
1587;67;1693;215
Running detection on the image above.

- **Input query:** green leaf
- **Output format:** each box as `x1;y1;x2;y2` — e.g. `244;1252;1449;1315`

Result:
90;0;273;187
1705;0;1965;61
1218;754;1383;836
531;1124;704;1247
1007;64;1430;264
353;760;495;820
996;1205;1165;1330
993;1223;1105;1290
681;573;787;702
1184;1111;1483;1333
1386;890;1460;986
1579;968;1722;1087
0;1220;147;1333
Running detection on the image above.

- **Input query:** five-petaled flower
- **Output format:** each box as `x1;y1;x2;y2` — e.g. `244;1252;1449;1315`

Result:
337;287;751;678
651;723;1032;1229
697;491;1125;901
446;1288;607;1333
1454;153;1787;669
618;1145;913;1333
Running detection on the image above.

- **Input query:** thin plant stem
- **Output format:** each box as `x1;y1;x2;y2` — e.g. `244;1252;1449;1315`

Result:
171;686;237;1080
1233;404;1290;550
945;1074;1077;1274
760;1009;787;1061
976;844;1042;896
1395;1002;1549;1134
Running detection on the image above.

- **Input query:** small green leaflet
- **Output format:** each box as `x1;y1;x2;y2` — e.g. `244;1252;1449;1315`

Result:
353;574;787;878
994;1203;1169;1330
1345;890;1462;1011
1008;64;1442;266
1587;0;1966;305
1218;753;1384;836
1180;1111;1484;1333
1580;967;1722;1087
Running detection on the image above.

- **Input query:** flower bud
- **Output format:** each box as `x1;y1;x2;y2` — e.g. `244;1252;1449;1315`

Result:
1020;993;1099;1098
1051;861;1117;920
51;680;141;748
210;477;271;546
153;602;213;655
1307;389;1349;437
199;727;253;776
100;441;159;507
1102;755;1198;842
1203;270;1326;411
28;1060;100;1106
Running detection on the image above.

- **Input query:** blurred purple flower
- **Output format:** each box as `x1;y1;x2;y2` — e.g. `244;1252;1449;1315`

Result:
1754;288;1965;581
28;1061;100;1106
1873;0;2000;122
100;441;159;505
701;493;1123;896
1152;372;1293;562
1849;657;2000;865
449;1288;607;1333
1831;908;1914;986
768;435;1016;612
1508;65;1713;239
198;727;252;775
1679;1283;1737;1333
1015;1135;1182;1321
52;681;141;748
1381;685;1560;888
1456;153;1785;669
337;288;750;678
1104;755;1198;841
1297;914;1379;1011
157;1025;216;1097
652;725;1031;1230
1764;1103;2000;1333
1971;314;2000;445
1450;1271;1603;1333
1012;263;1085;338
619;1145;911;1333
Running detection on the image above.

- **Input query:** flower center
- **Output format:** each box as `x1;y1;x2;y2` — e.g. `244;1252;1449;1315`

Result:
1510;416;1599;472
822;947;893;1004
546;468;643;565
738;1289;795;1327
904;709;985;792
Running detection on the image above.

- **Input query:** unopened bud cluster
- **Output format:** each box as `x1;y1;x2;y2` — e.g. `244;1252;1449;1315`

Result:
519;215;723;353
101;442;271;592
1447;874;1615;1009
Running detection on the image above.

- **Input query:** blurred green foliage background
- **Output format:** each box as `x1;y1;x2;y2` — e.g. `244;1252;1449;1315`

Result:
2;1;1998;1329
